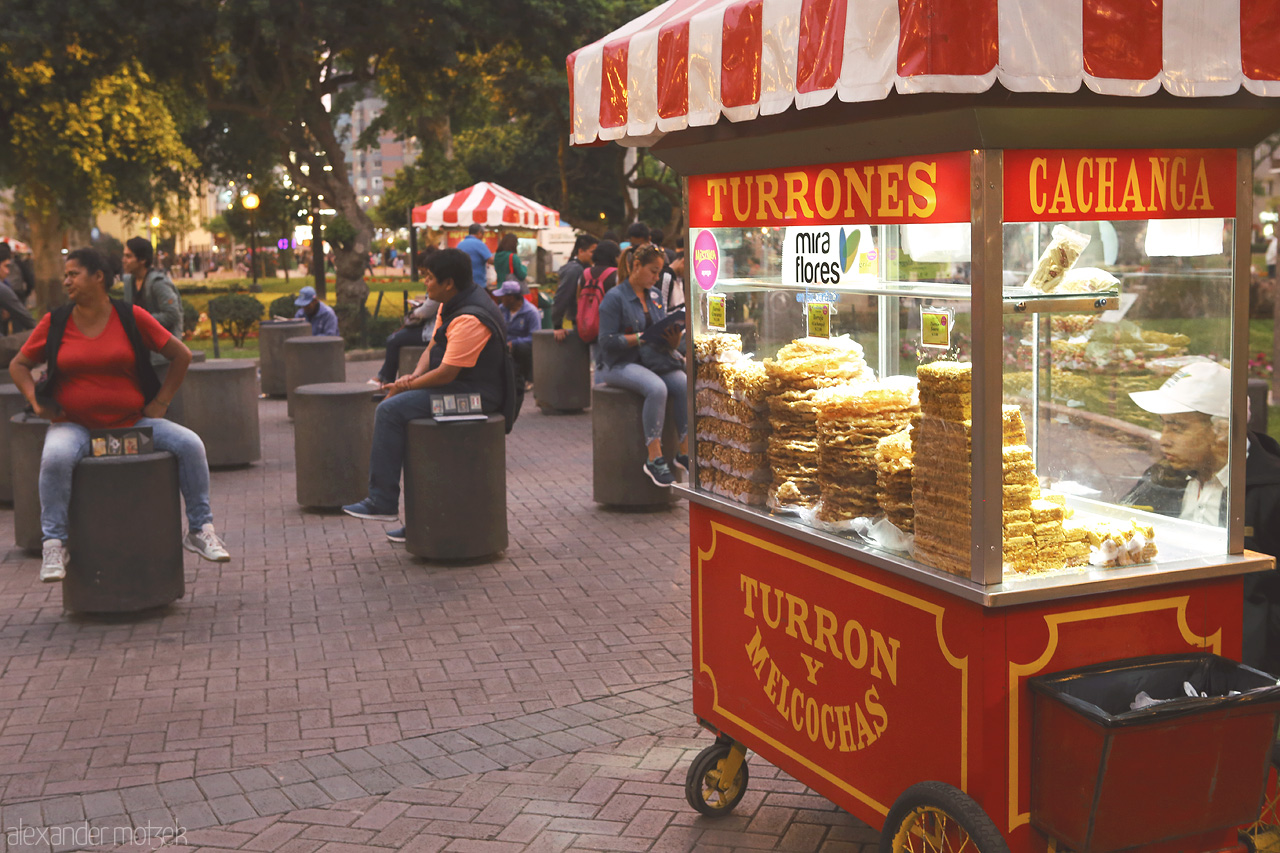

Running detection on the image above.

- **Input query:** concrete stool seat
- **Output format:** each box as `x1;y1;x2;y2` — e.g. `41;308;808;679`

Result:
404;415;507;560
0;385;32;503
258;320;310;397
293;382;376;508
0;330;32;373
285;335;345;417
532;330;591;413
183;359;261;467
12;412;50;552
64;452;184;613
591;385;679;508
153;352;204;426
398;345;427;378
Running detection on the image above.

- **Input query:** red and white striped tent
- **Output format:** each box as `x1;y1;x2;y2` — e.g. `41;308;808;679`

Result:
411;183;560;229
0;237;31;254
568;0;1280;146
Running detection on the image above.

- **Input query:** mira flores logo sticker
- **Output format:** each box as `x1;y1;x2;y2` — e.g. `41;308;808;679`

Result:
782;225;877;287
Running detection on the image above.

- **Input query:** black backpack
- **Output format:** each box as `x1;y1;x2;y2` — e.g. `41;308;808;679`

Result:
36;300;161;406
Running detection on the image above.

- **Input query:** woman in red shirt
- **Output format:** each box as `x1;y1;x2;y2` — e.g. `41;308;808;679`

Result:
9;248;232;581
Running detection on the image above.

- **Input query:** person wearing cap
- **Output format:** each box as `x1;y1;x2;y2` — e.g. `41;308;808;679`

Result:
293;285;339;336
1125;360;1280;670
496;280;540;390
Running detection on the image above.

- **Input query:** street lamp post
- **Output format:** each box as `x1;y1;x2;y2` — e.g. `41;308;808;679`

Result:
242;192;260;290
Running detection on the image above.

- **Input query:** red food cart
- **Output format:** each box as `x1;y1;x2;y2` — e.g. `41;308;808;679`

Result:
570;3;1280;851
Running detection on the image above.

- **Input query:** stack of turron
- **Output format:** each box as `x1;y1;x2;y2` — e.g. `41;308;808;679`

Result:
911;361;1158;575
875;425;917;532
693;333;771;506
814;377;920;522
764;337;874;509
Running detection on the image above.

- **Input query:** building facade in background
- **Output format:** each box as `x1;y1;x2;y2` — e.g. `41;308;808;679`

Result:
338;97;419;211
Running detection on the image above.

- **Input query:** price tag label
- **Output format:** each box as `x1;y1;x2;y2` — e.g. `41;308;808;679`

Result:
806;301;832;339
921;307;953;349
707;294;727;331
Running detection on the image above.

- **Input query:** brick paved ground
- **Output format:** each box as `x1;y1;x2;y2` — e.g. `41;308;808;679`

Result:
0;363;874;852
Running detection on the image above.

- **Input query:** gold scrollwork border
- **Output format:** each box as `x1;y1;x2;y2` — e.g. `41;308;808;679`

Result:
1006;596;1221;832
696;520;969;817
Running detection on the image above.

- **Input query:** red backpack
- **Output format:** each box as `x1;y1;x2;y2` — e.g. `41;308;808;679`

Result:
575;265;615;344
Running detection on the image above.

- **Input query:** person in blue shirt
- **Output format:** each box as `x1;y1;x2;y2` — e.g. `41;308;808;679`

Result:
496;280;540;389
457;224;494;289
293;285;339;336
596;245;687;487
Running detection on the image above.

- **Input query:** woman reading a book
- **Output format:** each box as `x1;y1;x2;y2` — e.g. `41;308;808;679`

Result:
596;245;688;488
9;247;232;583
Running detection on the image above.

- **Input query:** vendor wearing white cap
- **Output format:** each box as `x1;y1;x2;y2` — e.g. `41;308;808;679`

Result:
293;285;339;336
1127;361;1234;525
1126;360;1280;671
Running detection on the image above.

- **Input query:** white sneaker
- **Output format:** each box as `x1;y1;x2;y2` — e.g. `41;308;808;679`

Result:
184;523;231;562
40;539;67;582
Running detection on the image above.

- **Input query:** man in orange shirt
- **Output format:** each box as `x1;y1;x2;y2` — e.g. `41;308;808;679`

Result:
343;249;512;540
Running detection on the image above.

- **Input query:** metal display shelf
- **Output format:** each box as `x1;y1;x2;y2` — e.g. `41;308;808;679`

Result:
677;485;1273;608
710;277;1119;314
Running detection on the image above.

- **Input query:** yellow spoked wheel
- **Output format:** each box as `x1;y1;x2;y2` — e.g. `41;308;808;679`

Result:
685;741;749;817
1241;746;1280;852
880;782;1009;853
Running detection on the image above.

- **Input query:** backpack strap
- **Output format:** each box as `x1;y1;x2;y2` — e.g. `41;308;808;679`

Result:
110;300;162;404
37;304;76;397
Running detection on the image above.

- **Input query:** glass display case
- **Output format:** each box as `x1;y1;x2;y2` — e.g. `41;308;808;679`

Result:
686;148;1251;594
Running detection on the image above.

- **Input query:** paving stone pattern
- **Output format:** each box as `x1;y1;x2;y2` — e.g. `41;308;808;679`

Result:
0;363;877;851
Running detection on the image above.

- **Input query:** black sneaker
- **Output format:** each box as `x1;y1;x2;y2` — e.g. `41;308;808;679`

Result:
386;526;406;544
643;457;675;487
672;454;690;473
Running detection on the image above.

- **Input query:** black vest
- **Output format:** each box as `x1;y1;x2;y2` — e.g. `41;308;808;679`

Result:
429;286;509;415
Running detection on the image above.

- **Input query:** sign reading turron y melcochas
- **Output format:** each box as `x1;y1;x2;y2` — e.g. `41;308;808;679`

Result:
1003;149;1237;222
692;514;970;815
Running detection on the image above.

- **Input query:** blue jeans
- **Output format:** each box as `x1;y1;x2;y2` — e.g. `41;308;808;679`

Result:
366;382;481;510
597;362;688;446
377;324;429;383
40;418;214;542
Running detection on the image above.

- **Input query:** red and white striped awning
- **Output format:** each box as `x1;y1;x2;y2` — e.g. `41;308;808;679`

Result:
411;182;560;229
0;237;30;254
569;0;1280;146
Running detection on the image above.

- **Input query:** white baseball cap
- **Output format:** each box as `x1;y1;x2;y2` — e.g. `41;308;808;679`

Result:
1129;360;1230;418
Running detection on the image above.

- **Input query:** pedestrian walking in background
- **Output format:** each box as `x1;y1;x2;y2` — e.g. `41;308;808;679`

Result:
458;224;494;289
494;233;528;294
552;234;598;338
121;237;183;358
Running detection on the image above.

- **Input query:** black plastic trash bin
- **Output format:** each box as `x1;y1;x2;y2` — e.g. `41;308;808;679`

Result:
1029;653;1280;853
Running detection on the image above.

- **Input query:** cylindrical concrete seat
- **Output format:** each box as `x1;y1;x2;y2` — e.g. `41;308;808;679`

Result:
11;412;50;552
0;386;31;504
404;415;507;560
182;359;261;467
285;335;345;417
258;320;310;397
64;452;184;613
398;345;427;378
293;382;376;508
533;330;591;413
591;385;679;508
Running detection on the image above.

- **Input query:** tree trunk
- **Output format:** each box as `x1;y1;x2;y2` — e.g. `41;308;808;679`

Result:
28;206;66;311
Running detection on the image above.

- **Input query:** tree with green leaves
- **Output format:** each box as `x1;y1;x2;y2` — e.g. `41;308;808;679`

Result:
0;47;198;307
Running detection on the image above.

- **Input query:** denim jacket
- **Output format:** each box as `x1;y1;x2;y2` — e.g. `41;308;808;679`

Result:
500;299;541;347
598;279;666;369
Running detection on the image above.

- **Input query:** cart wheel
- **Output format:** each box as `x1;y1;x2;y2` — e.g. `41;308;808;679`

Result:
880;781;1009;853
685;741;749;817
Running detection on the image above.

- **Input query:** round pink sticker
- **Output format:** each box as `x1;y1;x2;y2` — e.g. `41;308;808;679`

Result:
692;230;720;292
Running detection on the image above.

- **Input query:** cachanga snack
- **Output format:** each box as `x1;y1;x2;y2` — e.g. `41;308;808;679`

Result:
1025;225;1090;292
